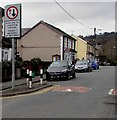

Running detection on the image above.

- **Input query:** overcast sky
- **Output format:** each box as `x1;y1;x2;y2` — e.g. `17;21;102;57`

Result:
0;0;116;36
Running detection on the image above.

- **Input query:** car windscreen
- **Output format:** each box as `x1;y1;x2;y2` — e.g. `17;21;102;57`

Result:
76;61;87;65
90;60;96;64
50;61;68;67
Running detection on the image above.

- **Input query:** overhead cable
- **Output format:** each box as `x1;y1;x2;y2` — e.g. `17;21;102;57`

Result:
54;0;93;29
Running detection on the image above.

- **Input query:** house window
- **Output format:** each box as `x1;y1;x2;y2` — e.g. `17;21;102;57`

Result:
71;40;74;49
4;52;8;60
68;39;71;48
64;37;67;50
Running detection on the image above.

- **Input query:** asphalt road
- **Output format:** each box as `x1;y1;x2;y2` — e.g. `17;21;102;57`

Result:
2;66;116;118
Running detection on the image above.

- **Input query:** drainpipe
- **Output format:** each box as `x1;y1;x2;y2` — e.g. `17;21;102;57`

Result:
60;36;64;60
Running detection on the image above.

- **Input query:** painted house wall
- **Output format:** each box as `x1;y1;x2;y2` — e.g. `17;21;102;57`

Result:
87;44;94;54
18;23;61;61
87;43;95;60
77;37;87;60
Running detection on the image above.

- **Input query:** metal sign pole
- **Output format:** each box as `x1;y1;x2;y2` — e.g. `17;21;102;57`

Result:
12;38;15;90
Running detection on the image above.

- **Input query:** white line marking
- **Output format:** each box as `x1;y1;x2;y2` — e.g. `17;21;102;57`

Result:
109;89;114;95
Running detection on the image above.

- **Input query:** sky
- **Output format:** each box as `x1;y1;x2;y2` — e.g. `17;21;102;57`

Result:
0;0;116;37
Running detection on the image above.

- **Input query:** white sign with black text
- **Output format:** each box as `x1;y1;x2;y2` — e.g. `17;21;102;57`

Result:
4;4;21;38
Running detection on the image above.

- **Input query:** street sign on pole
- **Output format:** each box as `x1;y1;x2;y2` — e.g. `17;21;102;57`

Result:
4;4;21;38
4;4;21;90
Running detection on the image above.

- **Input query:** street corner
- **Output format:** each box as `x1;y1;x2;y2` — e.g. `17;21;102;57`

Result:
1;83;53;98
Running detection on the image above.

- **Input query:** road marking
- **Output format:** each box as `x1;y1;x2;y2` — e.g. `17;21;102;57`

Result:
52;86;92;93
109;89;114;95
1;85;57;100
63;88;72;92
109;89;117;95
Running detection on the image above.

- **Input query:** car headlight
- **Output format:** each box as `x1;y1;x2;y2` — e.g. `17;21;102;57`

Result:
84;65;88;68
62;69;67;73
75;66;77;69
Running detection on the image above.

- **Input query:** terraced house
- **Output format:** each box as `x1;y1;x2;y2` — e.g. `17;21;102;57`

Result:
87;42;99;60
72;35;99;60
17;20;77;62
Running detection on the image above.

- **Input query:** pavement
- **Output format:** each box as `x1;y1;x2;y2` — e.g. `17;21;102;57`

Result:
0;75;53;97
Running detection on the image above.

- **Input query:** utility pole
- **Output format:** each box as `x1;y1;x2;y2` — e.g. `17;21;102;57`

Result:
94;28;96;43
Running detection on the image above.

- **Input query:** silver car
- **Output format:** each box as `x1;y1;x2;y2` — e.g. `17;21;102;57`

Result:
75;60;92;72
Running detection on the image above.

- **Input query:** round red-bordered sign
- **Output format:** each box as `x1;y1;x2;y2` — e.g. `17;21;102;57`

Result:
6;6;18;20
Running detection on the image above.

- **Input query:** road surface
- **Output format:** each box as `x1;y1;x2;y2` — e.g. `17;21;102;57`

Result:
2;66;116;118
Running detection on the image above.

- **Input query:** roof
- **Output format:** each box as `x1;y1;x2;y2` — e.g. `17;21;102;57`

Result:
77;37;87;44
87;41;95;46
21;28;31;36
22;20;76;41
72;35;87;44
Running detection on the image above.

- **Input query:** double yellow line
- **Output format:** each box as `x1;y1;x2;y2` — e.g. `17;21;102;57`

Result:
0;85;58;100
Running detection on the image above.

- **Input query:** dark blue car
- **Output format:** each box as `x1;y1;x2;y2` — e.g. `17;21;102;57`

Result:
90;60;99;70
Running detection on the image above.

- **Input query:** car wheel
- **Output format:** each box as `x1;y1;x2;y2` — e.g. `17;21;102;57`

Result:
73;72;76;78
87;68;90;72
94;67;97;70
67;73;71;80
46;73;51;81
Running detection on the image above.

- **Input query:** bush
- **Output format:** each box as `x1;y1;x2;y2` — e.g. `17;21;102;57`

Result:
2;60;12;82
30;57;41;75
2;60;12;69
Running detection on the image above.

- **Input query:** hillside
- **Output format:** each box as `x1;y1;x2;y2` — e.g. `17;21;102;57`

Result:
84;32;116;45
84;32;117;62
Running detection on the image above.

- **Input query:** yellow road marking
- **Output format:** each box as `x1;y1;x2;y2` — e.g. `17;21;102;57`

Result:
1;85;57;100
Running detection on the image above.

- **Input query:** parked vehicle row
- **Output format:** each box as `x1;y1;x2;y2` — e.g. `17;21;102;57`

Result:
75;59;99;72
46;59;100;81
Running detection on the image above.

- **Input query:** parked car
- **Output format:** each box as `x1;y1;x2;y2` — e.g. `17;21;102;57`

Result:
90;60;99;70
75;60;92;72
46;60;76;80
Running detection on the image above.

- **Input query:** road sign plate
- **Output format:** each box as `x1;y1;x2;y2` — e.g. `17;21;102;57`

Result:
5;4;21;38
5;20;20;38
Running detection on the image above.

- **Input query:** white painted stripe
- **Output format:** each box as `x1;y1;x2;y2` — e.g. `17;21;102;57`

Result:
29;71;32;76
27;69;29;74
60;36;63;60
109;89;114;95
40;69;43;74
63;88;72;92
